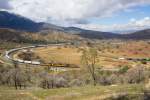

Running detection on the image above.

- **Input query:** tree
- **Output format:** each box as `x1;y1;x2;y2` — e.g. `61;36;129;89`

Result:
10;61;31;89
39;72;68;89
22;50;32;61
81;48;99;86
0;64;12;85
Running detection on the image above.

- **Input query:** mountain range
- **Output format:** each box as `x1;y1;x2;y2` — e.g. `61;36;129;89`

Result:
0;11;150;40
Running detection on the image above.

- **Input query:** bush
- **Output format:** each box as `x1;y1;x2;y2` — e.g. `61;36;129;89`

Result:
55;76;68;88
69;79;85;87
119;66;129;74
39;73;69;89
141;60;147;65
144;90;150;100
124;66;146;84
98;73;112;85
105;93;143;100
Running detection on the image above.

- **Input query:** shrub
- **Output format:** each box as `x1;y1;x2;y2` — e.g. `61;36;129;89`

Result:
124;66;146;84
119;66;129;74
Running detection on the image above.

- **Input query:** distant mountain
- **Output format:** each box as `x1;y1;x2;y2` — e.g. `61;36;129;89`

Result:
112;30;138;34
63;27;84;34
74;28;150;40
124;29;150;40
61;26;123;39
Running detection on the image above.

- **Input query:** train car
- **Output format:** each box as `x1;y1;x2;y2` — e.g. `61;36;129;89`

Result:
17;59;24;63
32;61;40;65
24;61;32;64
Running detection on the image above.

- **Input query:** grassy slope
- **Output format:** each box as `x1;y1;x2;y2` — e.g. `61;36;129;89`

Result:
0;84;144;100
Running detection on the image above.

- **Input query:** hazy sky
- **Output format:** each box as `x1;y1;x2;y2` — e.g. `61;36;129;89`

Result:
0;0;150;32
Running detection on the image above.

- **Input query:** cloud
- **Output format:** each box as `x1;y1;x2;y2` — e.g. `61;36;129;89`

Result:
76;17;150;32
1;0;150;32
9;0;150;25
0;0;11;9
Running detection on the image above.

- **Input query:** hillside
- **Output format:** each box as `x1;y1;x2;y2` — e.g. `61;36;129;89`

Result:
0;11;41;32
0;28;25;42
0;28;81;43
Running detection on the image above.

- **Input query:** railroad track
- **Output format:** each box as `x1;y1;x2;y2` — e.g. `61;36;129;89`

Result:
4;43;70;65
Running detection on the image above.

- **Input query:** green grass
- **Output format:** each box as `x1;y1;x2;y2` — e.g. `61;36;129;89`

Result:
0;84;144;100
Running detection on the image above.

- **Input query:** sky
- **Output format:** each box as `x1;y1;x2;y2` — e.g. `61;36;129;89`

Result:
0;0;150;32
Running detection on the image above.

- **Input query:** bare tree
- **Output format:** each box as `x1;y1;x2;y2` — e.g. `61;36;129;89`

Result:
81;48;99;86
10;61;30;89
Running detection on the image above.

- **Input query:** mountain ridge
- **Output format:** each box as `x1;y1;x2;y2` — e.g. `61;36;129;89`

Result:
0;11;150;40
0;11;117;33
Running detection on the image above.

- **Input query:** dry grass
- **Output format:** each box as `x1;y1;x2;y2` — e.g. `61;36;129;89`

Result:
33;45;136;68
34;46;82;65
0;84;143;100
